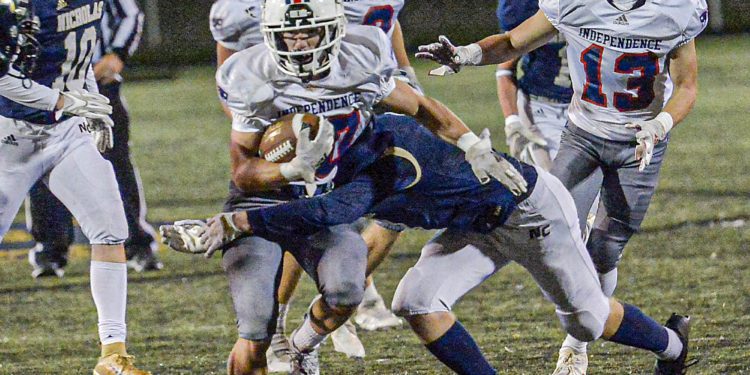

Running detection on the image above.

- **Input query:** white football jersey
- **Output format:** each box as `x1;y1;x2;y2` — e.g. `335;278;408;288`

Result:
209;0;263;51
539;0;708;141
209;0;404;51
343;0;405;37
217;25;397;181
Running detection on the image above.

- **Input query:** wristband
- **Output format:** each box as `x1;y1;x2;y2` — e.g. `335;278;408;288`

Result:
495;69;514;78
279;161;300;181
505;114;521;125
461;43;483;65
655;112;674;135
457;131;481;152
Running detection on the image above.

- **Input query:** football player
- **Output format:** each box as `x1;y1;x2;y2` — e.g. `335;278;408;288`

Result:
166;113;696;375
209;0;415;367
416;0;707;373
0;0;149;373
25;0;161;279
172;0;524;373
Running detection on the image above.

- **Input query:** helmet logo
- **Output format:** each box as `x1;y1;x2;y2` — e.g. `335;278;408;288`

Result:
285;4;314;26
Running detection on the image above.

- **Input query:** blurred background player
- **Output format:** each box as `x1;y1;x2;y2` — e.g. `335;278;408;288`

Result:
208;0;414;368
0;0;150;373
25;0;160;278
416;0;707;372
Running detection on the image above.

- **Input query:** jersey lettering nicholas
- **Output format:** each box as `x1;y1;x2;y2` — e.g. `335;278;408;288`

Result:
277;92;363;117
578;28;663;51
57;1;104;32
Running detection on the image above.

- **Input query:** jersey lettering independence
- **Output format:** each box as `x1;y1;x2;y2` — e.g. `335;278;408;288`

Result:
217;25;397;186
210;0;404;51
0;0;104;124
539;0;708;140
497;0;572;102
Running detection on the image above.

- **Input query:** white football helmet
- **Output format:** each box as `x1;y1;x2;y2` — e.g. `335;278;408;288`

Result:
261;0;346;78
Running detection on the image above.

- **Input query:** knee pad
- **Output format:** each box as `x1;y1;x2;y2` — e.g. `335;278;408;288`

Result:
587;218;635;274
322;279;364;309
557;306;608;342
237;310;277;342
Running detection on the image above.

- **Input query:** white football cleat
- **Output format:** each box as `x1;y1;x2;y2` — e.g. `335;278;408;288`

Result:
266;333;292;373
158;220;208;254
288;339;320;375
330;320;365;358
551;348;588;375
354;297;403;331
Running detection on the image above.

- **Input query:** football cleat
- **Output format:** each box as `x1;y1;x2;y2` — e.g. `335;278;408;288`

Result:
266;332;292;372
354;297;403;331
93;353;151;375
551;348;588;375
28;244;65;278
159;220;208;254
289;340;320;375
126;247;164;273
330;319;365;358
654;314;698;375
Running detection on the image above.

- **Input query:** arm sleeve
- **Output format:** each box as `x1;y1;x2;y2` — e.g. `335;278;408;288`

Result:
538;0;562;26
103;0;144;60
245;173;380;242
678;0;708;47
0;70;59;111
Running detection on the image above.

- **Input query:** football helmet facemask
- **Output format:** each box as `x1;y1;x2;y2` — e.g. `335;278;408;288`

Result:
0;0;39;77
261;0;346;79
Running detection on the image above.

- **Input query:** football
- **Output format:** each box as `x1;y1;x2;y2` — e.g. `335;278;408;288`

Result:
258;113;321;163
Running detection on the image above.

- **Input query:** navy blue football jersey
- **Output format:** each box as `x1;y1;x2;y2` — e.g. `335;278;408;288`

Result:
245;114;539;243
0;0;104;124
496;0;572;102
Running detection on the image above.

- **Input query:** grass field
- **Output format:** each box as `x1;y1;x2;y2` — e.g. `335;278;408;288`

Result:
1;35;749;374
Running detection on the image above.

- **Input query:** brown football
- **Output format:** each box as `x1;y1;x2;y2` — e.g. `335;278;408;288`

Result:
258;113;320;163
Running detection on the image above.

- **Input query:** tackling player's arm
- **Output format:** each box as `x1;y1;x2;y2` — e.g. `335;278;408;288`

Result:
230;129;288;192
661;40;699;126
391;21;410;69
496;59;520;118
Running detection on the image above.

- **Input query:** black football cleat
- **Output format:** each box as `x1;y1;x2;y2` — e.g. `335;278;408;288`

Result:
654;314;699;374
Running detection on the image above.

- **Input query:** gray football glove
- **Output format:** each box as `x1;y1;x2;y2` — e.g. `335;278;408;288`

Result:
463;128;528;196
59;89;113;121
88;117;114;153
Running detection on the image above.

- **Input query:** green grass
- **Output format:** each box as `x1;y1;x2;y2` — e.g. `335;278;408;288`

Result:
1;35;749;374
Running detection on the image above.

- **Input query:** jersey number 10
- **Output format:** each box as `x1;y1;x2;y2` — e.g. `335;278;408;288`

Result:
580;44;659;112
52;26;98;91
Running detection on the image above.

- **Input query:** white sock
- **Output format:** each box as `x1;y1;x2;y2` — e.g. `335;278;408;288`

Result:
599;269;618;298
90;261;127;345
362;282;382;305
561;334;588;354
291;315;326;353
656;328;683;360
276;303;289;335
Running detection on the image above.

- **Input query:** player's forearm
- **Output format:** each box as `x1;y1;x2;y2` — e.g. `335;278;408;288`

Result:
0;73;59;111
232;158;288;192
661;82;697;127
478;11;557;65
477;34;524;65
415;96;472;145
391;21;411;68
662;40;699;127
496;60;520;117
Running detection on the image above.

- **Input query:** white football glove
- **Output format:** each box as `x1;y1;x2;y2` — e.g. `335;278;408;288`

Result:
504;114;547;158
88;117;114;153
625;112;673;172
58;89;113;121
459;128;528;196
200;212;245;258
415;36;482;76
159;220;209;254
279;116;335;184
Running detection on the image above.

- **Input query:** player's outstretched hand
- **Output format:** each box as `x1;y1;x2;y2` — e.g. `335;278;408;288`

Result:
159;220;208;254
625;113;672;172
200;213;244;258
88;117;114;153
415;36;482;76
59;89;113;120
464;129;528;196
504;115;547;157
280;116;335;184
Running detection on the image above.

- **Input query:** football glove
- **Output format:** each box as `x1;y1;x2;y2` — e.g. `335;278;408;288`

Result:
415;36;482;76
279;116;335;184
504;115;547;158
59;89;113;121
159;220;208;254
200;212;245;258
88;117;114;153
459;128;528;196
625;112;673;171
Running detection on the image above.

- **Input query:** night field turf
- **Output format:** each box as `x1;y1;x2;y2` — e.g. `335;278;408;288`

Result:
1;35;748;374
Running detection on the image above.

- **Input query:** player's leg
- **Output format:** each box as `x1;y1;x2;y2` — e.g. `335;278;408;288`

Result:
287;225;368;372
98;81;161;272
222;236;284;375
392;229;508;375
45;132;149;374
264;251;301;371
26;181;74;278
353;221;404;331
513;170;690;373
